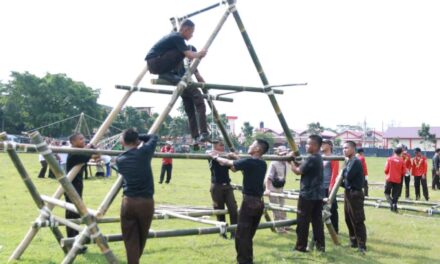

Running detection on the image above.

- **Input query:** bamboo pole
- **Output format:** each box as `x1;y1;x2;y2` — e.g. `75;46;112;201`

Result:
9;64;148;261
40;195;98;215
30;132;119;264
160;210;227;228
226;0;300;156
175;1;226;22
151;79;284;94
93;6;233;239
6;147;68;261
0;142;346;161
61;218;297;247
115;85;234;102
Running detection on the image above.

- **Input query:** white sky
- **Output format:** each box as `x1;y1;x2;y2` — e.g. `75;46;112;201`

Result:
1;0;439;134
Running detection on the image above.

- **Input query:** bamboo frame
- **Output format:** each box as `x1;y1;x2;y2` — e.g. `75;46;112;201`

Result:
61;218;297;247
115;85;234;102
151;79;285;94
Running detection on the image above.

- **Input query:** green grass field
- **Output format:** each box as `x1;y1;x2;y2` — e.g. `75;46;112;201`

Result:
1;153;439;264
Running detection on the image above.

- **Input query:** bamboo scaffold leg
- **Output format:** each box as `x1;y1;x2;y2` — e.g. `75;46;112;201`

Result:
8;65;149;262
30;132;119;264
6;146;68;262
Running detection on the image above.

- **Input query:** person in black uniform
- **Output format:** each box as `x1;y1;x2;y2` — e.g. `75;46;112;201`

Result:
290;135;325;253
208;140;238;239
212;139;269;264
116;128;158;264
342;141;367;254
145;20;209;143
65;133;94;253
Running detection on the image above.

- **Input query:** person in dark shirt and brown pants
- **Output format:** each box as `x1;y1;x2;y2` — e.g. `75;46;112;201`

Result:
213;139;269;264
208;140;238;239
65;133;93;249
342;141;367;254
117;128;158;264
290;135;325;253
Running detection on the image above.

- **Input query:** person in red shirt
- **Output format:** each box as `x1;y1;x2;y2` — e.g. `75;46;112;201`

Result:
159;141;174;184
323;139;340;233
411;148;429;201
384;147;406;212
356;148;369;197
400;145;412;199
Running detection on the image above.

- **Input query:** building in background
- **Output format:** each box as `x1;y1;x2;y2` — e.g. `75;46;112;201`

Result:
383;127;440;150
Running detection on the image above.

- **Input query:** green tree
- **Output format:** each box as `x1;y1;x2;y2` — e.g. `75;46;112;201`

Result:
307;122;324;135
1;72;104;137
418;123;436;150
241;121;254;147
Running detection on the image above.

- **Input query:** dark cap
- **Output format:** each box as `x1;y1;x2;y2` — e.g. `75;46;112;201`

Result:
415;147;421;152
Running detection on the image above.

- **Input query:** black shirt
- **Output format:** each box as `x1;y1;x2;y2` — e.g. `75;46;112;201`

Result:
209;159;231;184
116;134;158;199
342;157;365;191
299;153;324;200
145;32;190;60
233;158;267;197
66;153;92;188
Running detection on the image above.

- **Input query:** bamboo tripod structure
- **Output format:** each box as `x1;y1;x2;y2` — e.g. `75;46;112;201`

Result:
4;1;319;262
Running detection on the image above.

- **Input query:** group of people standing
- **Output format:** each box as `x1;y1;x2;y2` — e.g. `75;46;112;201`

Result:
384;145;438;212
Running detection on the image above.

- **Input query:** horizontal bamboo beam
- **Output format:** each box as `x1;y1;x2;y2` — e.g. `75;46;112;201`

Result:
0;142;345;162
265;203;298;213
61;218;297;247
115;85;233;103
151;79;284;94
159;210;226;227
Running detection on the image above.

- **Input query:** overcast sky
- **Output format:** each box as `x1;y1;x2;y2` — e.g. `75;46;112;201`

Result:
1;0;439;133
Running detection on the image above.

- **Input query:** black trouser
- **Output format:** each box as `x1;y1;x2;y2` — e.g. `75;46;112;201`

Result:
397;175;411;198
235;195;264;264
210;183;238;226
147;49;184;75
414;176;429;200
363;180;369;197
181;86;208;139
159;164;172;183
344;189;367;249
295;197;325;251
384;181;401;204
121;196;154;264
432;169;440;190
38;160;55;178
324;189;339;233
65;180;83;238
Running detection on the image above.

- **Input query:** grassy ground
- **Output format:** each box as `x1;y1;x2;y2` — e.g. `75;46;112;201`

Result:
0;153;439;264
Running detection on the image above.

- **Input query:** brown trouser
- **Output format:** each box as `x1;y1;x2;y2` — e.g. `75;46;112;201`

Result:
295;197;325;251
210;183;238;226
121;196;154;264
344;189;367;249
236;195;264;264
182;86;208;139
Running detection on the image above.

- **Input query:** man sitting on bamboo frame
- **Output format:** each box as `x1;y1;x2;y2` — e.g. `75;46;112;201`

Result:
145;19;210;143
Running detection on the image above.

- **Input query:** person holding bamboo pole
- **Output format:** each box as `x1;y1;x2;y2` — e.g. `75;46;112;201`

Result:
64;133;94;251
208;140;238;239
289;135;325;253
211;139;269;264
145;19;207;82
341;141;367;254
116;128;158;264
